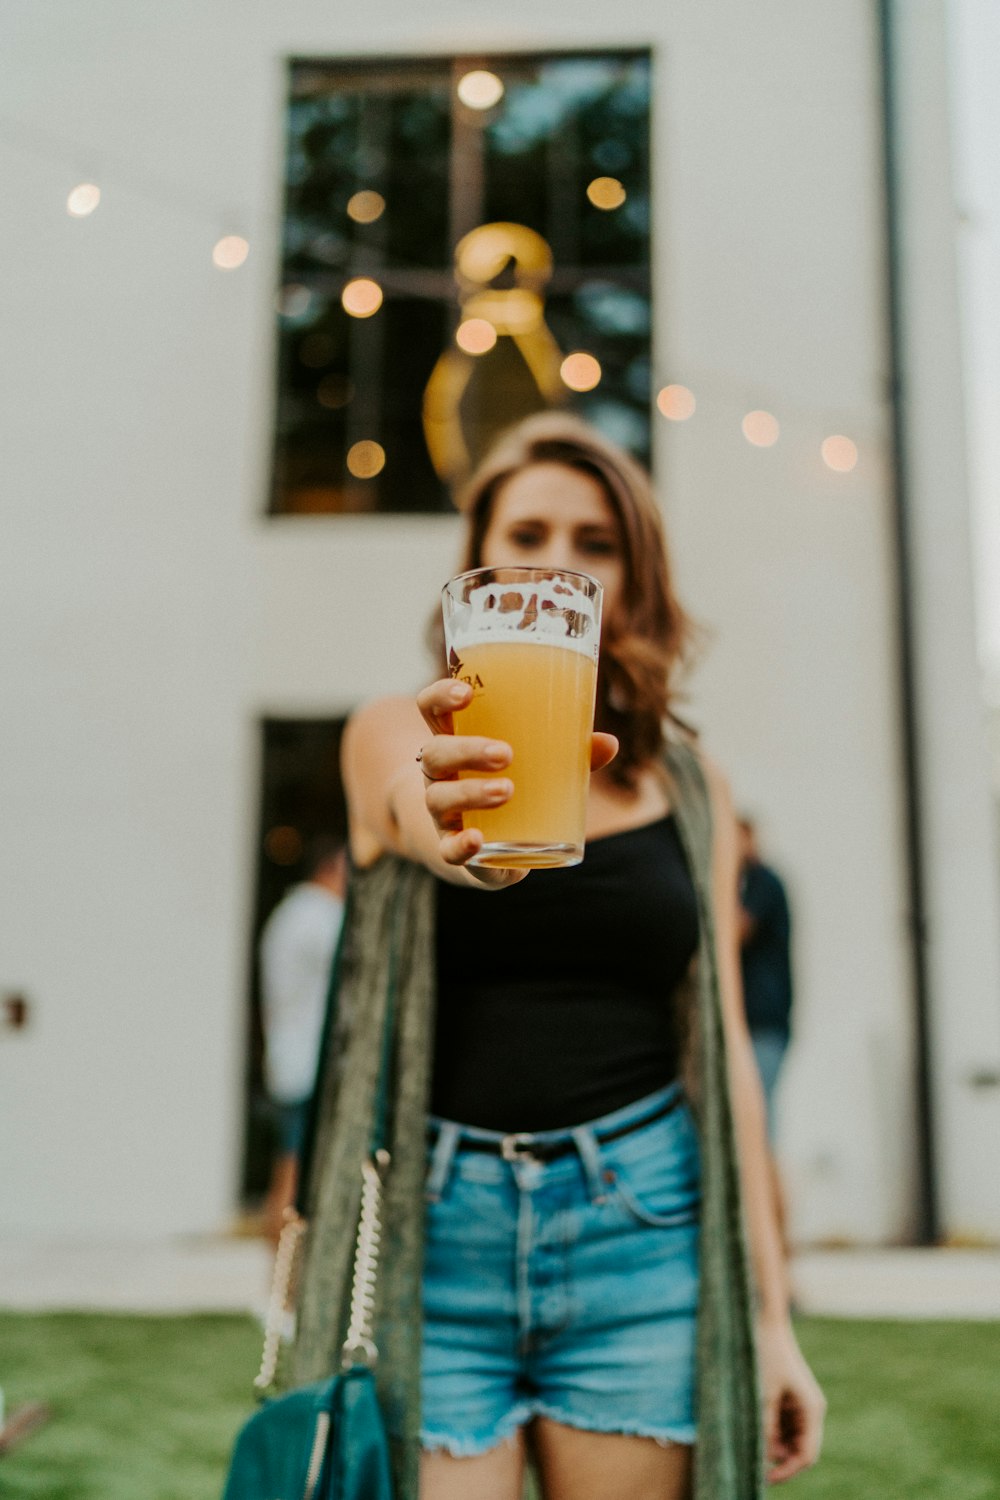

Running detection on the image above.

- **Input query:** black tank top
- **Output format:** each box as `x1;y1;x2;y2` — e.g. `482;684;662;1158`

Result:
432;814;699;1131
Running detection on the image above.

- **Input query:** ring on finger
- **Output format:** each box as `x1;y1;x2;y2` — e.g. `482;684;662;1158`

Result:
416;747;436;782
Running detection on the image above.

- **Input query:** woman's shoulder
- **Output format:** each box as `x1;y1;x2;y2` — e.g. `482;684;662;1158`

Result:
664;732;733;807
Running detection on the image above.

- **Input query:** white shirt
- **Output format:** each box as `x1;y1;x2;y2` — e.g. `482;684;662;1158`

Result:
259;882;345;1104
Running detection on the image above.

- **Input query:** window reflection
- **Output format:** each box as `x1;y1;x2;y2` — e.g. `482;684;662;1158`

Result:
271;53;652;516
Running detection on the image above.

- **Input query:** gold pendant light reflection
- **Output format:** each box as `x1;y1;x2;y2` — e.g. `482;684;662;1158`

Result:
422;222;565;487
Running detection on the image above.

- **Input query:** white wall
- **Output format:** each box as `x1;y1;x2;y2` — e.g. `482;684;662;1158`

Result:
0;0;931;1242
889;0;1000;1238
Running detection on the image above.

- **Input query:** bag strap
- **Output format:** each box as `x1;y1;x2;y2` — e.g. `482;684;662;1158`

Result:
254;868;406;1395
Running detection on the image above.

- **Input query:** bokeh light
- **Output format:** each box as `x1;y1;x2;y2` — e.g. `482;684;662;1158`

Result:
586;177;627;211
276;283;312;318
213;235;250;270
456;318;497;355
341;277;383;318
741;410;780;447
821;434;859;472
560;352;602;392
347;190;386;224
347;440;386;478
457;70;504;110
317;374;355;410
656;385;696;421
67;183;101;217
264;825;302;865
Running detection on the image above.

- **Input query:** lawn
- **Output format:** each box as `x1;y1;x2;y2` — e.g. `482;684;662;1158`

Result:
0;1313;996;1498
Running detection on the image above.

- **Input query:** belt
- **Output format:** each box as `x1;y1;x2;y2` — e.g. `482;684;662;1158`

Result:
431;1091;684;1165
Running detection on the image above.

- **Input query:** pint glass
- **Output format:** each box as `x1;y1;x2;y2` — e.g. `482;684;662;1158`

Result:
440;566;603;869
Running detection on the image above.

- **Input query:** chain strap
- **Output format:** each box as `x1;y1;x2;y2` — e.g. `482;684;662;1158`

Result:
253;1209;307;1396
340;1148;390;1369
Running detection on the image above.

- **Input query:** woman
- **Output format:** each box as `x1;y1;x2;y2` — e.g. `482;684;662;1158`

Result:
293;413;825;1500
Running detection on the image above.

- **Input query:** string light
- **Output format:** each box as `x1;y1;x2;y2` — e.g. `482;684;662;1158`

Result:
455;318;497;355
341;277;383;318
36;134;867;480
561;352;602;392
586;177;626;211
656;385;696;421
347;190;386;224
347;440;386;478
821;434;859;472
742;410;780;447
67;183;101;217
457;70;504;110
212;235;249;270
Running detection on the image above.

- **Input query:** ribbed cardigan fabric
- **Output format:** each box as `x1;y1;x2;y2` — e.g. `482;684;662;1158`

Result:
288;739;764;1499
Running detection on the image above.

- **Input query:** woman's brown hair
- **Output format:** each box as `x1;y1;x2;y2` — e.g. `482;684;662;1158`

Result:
450;411;697;788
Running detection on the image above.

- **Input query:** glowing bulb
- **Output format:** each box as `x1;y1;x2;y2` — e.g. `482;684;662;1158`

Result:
821;435;858;472
341;277;383;318
741;410;780;447
347;190;386;224
457;70;504;110
67;183;101;217
213;235;250;270
347;440;386;478
455;318;497;355
586;177;627;211
656;385;696;422
560;353;602;393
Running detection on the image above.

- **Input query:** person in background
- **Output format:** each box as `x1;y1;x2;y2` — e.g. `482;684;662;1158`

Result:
737;816;794;1140
259;835;346;1243
737;815;794;1256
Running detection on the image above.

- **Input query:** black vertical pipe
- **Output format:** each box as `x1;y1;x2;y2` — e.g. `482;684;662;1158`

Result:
877;0;939;1245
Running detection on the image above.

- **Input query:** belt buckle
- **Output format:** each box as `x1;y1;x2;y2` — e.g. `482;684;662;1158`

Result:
500;1132;538;1164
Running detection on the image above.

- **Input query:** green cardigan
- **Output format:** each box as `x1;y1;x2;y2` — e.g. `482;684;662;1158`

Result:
289;739;764;1499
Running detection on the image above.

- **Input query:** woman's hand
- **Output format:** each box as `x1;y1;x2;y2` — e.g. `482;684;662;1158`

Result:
416;677;617;888
756;1318;826;1483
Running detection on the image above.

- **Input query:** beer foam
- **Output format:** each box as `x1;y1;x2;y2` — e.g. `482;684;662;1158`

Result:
446;575;600;658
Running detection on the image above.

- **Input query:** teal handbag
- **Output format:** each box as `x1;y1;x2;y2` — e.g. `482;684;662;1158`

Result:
222;884;397;1500
221;1363;392;1500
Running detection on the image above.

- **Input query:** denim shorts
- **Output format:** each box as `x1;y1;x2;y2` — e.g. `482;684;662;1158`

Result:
421;1082;701;1456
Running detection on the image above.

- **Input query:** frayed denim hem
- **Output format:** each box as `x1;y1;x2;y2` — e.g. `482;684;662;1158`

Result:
420;1403;534;1458
531;1401;697;1447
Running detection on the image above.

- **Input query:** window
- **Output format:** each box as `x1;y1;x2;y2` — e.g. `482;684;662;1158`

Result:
271;52;652;515
242;717;347;1200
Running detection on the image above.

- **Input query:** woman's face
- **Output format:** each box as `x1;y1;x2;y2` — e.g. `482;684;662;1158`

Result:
478;461;626;623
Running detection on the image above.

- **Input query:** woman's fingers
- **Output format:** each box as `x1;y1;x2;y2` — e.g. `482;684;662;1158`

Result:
590;732;619;773
438;826;485;866
417;677;471;736
419;735;512;784
766;1388;826;1483
426;777;513;831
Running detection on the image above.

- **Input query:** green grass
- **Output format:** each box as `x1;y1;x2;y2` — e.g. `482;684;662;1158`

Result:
0;1314;997;1498
790;1319;1000;1500
0;1312;260;1500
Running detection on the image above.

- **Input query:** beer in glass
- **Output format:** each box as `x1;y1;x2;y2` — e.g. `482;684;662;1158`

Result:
440;566;603;868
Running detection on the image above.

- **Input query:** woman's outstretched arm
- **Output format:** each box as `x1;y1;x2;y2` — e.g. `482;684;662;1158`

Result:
341;679;617;888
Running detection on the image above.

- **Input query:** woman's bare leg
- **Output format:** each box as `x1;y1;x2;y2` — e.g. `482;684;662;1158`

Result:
533;1420;693;1500
420;1430;527;1500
